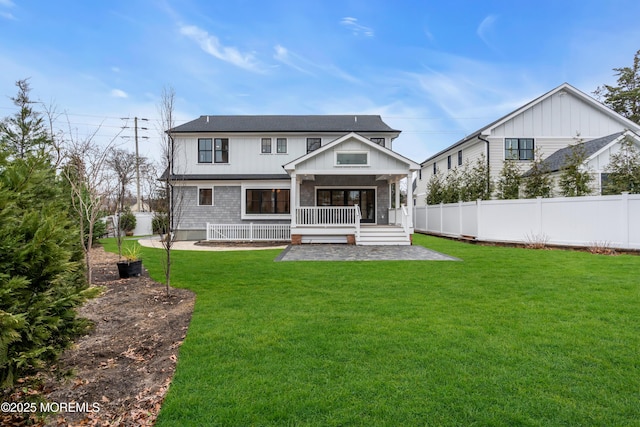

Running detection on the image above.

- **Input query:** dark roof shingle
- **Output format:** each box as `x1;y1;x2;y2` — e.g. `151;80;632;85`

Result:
170;115;399;133
524;132;623;176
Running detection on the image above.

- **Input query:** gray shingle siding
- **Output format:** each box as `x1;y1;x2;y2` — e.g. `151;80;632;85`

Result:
176;186;242;230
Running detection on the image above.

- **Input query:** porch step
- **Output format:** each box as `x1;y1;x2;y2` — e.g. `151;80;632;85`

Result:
357;226;410;246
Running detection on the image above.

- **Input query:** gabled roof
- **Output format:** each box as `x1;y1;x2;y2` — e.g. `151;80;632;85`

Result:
170;115;400;133
524;129;640;175
283;132;420;172
420;83;640;166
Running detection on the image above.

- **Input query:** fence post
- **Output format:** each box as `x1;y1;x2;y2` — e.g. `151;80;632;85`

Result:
249;222;254;242
458;201;463;238
622;192;629;249
476;199;482;240
439;202;444;234
536;197;543;236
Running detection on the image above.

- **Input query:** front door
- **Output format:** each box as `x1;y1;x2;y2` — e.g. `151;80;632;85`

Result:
317;189;376;223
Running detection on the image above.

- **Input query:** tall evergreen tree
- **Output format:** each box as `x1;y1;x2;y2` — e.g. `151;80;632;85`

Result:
0;79;49;159
0;81;92;387
594;49;640;125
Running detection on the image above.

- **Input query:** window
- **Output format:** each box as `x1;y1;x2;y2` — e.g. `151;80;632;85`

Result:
261;138;272;154
198;138;212;163
215;138;229;163
246;189;290;214
458;150;463;166
370;137;385;146
505;138;534;160
433;163;436;175
447;155;451;170
277;138;287;153
198;188;213;206
336;151;368;165
307;138;321;153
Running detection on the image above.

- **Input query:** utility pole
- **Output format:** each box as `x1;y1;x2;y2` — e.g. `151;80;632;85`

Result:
121;116;149;211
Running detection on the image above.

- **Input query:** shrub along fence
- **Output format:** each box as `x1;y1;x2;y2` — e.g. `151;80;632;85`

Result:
414;193;640;250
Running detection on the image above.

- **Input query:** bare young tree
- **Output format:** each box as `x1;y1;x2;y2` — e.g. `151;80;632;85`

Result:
106;147;139;257
63;124;119;284
158;86;185;295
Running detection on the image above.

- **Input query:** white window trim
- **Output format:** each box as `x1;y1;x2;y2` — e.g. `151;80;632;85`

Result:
241;183;292;220
335;150;370;167
197;186;215;206
276;137;288;154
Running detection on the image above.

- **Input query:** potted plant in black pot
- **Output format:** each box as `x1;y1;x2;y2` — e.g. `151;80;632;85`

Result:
117;244;143;278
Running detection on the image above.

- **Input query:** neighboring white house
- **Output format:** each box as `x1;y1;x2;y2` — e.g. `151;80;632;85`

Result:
414;83;640;205
167;115;420;244
526;129;640;195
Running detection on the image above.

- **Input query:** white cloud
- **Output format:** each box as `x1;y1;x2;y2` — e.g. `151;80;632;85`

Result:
110;89;128;98
0;0;15;7
477;14;498;51
179;24;263;73
340;17;374;37
273;44;313;75
0;11;15;20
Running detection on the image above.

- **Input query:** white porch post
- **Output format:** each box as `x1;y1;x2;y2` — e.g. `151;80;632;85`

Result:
290;172;297;227
394;177;401;211
406;172;414;229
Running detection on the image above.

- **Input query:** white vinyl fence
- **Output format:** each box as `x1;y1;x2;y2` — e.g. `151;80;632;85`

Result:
414;193;640;250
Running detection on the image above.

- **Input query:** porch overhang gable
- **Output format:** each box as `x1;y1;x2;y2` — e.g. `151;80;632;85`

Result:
283;132;420;175
587;129;640;163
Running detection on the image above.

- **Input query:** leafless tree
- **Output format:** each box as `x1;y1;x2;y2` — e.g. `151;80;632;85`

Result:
158;85;186;295
62;123;120;284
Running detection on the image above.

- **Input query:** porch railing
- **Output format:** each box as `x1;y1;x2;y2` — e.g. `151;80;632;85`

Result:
295;206;359;226
206;223;291;241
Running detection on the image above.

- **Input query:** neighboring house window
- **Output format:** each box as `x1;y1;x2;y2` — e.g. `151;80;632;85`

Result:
261;138;272;154
307;138;321;153
433;163;436;174
370;137;385;146
505;138;534;160
447;155;451;170
198;188;213;206
336;151;368;166
277;138;287;153
215;138;229;163
458;150;462;166
198;138;212;163
246;189;290;214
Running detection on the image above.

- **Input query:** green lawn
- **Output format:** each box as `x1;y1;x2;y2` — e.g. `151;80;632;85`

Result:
103;236;640;426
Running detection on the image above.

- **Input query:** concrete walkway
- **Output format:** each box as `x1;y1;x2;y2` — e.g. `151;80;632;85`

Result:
137;237;287;251
137;238;459;261
275;244;460;261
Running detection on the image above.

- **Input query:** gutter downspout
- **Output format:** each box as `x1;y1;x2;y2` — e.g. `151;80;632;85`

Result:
477;134;491;197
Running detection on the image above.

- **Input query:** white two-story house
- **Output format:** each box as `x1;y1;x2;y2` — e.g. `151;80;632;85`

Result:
167;115;420;245
414;83;640;204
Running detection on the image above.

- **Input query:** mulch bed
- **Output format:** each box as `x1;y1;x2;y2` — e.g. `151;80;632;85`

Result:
1;246;196;426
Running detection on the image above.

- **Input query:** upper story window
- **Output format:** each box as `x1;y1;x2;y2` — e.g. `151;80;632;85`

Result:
307;138;321;153
458;150;463;166
433;162;436;175
336;151;368;166
370;137;385;146
261;138;272;154
198;138;212;163
505;138;534;160
447;155;451;170
214;138;229;163
277;138;287;154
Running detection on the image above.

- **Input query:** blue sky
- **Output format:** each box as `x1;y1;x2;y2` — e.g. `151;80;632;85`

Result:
1;0;639;164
